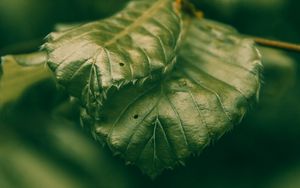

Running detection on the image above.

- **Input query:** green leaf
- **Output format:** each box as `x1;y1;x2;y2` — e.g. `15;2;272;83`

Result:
0;62;3;79
0;52;50;106
44;0;182;119
1;52;47;66
82;18;262;178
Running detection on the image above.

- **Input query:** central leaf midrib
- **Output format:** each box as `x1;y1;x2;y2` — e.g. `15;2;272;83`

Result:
105;0;170;46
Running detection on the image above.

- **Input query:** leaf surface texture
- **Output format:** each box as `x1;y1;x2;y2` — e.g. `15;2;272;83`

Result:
44;0;182;118
83;19;262;178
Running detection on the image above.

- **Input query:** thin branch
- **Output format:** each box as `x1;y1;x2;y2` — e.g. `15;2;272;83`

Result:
253;37;300;53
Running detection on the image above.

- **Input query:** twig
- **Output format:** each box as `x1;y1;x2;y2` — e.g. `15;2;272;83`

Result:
253;37;300;53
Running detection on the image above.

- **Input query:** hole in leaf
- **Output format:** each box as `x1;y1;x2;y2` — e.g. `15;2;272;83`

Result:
119;63;125;66
133;114;139;119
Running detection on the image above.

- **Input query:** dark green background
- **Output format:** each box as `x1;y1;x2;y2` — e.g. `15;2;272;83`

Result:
1;0;300;187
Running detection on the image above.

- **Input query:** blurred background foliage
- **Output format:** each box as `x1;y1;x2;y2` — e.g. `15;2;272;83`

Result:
1;0;300;187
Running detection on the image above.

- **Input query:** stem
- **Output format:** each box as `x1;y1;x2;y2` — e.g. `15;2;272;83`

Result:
253;37;300;53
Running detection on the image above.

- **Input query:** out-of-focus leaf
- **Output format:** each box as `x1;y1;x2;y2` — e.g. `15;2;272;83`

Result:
0;138;86;188
82;18;262;178
44;0;182;119
0;62;3;79
243;47;299;134
0;121;136;188
0;52;50;106
2;52;47;66
258;47;296;102
265;163;300;188
0;80;136;188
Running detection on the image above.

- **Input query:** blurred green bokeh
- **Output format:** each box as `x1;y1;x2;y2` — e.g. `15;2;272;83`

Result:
0;0;128;54
1;0;300;188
